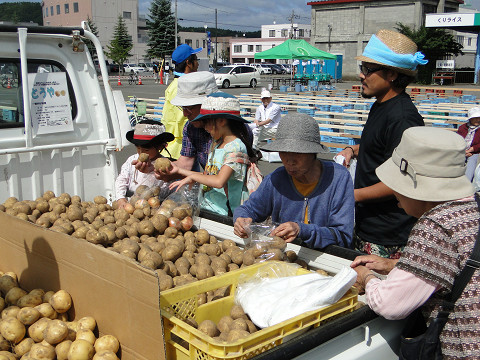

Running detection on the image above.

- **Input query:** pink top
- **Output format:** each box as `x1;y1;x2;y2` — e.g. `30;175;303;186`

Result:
365;267;440;320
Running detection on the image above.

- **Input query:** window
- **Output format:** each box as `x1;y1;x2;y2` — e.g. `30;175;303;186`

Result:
64;4;69;14
123;11;131;19
0;60;77;129
298;29;304;37
185;39;192;46
256;45;261;52
242;66;254;73
196;40;199;48
468;37;472;46
56;5;60;14
73;3;79;13
203;40;206;48
46;7;48;17
234;45;242;53
457;35;464;44
248;45;253;52
269;30;275;37
50;6;54;16
281;29;288;37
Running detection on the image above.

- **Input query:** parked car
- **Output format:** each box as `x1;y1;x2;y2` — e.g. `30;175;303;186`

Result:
252;63;272;75
94;60;111;75
214;65;259;89
264;64;286;75
123;64;145;74
279;64;292;74
109;63;120;73
139;62;153;72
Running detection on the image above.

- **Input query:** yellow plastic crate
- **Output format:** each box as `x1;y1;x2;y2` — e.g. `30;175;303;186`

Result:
160;261;358;360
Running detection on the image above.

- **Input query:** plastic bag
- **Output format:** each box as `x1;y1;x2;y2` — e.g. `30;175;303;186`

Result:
156;183;201;219
242;220;287;262
235;265;357;328
128;182;171;206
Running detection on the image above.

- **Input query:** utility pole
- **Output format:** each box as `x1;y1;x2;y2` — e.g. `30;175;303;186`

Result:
437;0;445;13
175;0;178;48
287;10;300;39
215;8;218;69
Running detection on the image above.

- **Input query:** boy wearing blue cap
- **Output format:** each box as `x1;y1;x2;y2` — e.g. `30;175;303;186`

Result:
337;29;428;258
161;44;202;160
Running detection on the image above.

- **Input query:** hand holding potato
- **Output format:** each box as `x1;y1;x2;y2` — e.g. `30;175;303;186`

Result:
154;160;179;181
233;218;252;238
116;198;128;210
132;159;154;174
271;222;300;243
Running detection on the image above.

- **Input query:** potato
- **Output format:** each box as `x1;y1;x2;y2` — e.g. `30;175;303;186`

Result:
164;226;178;239
217;316;233;334
245;319;258;333
35;303;57;320
94;335;119;354
230;305;246;320
85;230;106;245
295;259;308;269
161;245;182;262
57;312;69;322
3;196;18;208
28;317;51;342
0;316;26;343
49;290;72;314
17;293;43;308
316;269;329;277
55;340;72;360
230;250;244;266
66;207;83;222
195;264;214;280
0;334;6;352
5;287;27;306
284;250;298;263
17;307;41;325
94;196;107;205
137;219;154;236
153;157;171;172
226;329;250;342
197;293;207;306
231;318;248;331
137;153;149;163
12;202;31;215
43;319;68;345
195;229;210;246
28;341;55;359
161;261;178;277
93;351;119;360
75;329;96;345
262;248;284;261
158;275;173;291
2;306;20;319
14;337;34;356
67;339;94;360
198;320;219;338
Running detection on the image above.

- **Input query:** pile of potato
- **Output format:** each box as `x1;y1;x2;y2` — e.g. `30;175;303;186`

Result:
0;272;119;360
186;304;258;343
0;191;307;292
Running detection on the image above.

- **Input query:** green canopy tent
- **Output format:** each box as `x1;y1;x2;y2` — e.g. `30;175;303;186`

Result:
254;39;337;83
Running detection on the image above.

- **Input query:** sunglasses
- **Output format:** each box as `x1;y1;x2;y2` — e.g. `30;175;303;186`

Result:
359;64;385;76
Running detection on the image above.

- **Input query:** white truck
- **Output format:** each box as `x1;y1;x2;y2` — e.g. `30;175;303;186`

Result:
0;24;404;359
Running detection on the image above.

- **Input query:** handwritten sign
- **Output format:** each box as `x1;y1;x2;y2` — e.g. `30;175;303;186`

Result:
425;13;476;28
28;72;74;136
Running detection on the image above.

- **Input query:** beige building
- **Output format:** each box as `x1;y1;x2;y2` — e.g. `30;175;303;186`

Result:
41;0;148;63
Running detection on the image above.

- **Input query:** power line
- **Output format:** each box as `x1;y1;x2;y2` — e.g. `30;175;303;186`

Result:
180;0;231;14
179;18;260;30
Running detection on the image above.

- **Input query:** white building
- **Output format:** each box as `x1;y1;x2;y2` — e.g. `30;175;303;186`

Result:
229;23;311;64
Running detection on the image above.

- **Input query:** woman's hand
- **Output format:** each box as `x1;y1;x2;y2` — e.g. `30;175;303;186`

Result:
169;175;195;192
116;198;128;209
466;146;474;157
350;255;397;275
352;265;377;295
233;217;252;238
154;161;179;180
271;222;300;242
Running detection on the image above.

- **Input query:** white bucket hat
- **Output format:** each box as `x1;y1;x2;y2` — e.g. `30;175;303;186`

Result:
376;127;474;202
171;71;218;107
261;89;271;98
467;106;480;121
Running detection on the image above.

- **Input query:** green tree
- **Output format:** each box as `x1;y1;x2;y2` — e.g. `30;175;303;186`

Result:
146;0;175;60
105;15;133;73
395;23;463;84
0;2;42;25
84;16;100;60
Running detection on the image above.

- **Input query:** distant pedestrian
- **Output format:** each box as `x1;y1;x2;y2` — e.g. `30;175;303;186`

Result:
457;106;480;181
251;89;281;149
164;62;171;85
153;62;159;83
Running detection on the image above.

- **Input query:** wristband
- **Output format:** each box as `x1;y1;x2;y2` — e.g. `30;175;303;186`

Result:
345;146;355;155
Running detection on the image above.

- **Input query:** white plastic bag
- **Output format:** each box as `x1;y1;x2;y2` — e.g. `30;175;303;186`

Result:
235;266;357;328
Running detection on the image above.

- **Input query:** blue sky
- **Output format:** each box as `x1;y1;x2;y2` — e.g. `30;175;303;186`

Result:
2;0;480;31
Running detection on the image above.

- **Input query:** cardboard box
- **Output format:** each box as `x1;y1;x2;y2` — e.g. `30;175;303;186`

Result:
0;211;166;360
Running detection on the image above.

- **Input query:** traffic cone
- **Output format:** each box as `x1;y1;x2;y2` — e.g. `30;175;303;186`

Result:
6;78;11;89
159;69;164;85
117;75;122;86
138;75;143;85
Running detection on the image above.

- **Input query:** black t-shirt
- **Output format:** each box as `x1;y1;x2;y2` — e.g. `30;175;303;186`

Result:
354;91;424;246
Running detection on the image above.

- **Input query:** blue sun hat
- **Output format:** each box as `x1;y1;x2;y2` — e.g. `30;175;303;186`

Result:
355;29;428;76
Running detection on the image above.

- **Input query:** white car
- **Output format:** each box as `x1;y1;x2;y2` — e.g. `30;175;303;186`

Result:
139;62;153;72
252;63;272;75
214;65;259;89
123;64;145;74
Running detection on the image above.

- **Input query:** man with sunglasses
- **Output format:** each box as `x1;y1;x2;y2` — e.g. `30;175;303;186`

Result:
160;44;201;160
337;29;428;258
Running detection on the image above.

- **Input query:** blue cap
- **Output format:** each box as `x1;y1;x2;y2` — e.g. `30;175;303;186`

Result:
172;44;202;64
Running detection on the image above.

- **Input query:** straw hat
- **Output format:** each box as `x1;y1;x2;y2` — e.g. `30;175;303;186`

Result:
126;120;174;147
261;113;328;154
171;71;218;107
191;92;249;123
376;127;474;202
356;29;423;76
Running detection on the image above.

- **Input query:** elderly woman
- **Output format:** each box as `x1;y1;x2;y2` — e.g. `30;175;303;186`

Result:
351;127;480;359
233;113;354;250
